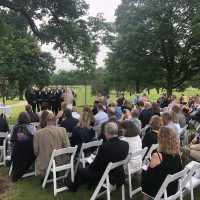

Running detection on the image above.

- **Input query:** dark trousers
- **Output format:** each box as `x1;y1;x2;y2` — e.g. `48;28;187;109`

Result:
30;103;36;113
74;168;102;189
36;101;42;112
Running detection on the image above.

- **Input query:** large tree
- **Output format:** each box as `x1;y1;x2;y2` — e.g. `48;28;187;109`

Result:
0;11;56;100
108;0;200;96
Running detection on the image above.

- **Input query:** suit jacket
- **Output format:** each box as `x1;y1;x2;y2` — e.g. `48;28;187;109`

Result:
60;117;79;133
33;126;70;176
28;111;39;123
89;137;129;187
139;108;154;128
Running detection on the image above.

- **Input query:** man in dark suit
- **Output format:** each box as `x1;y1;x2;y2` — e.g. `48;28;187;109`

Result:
60;108;79;133
36;88;44;112
98;107;120;142
65;122;129;191
138;102;154;128
26;88;37;113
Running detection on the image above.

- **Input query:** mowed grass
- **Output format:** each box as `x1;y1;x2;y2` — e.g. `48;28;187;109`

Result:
1;86;200;200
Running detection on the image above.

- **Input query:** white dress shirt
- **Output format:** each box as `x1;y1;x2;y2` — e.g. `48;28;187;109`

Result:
94;110;108;126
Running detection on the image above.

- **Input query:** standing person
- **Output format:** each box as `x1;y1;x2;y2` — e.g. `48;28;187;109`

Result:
117;93;125;107
25;84;33;104
26;88;37;113
33;113;70;177
36;87;44;112
43;87;50;107
62;88;74;109
133;94;141;104
141;127;183;200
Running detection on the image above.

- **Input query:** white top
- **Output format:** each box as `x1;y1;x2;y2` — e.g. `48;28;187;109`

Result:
121;135;142;172
0;106;11;118
72;112;80;120
94;110;108;126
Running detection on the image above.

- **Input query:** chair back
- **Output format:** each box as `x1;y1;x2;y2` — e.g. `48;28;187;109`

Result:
0;132;8;139
75;139;103;174
145;143;159;159
154;168;188;200
93;125;101;138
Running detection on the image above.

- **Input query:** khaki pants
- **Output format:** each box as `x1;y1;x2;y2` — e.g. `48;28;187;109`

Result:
180;147;194;167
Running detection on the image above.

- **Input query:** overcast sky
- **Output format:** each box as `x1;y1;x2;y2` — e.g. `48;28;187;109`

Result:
41;0;121;71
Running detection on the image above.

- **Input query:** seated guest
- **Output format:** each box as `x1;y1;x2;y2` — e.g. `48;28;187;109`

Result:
83;106;95;126
152;103;160;116
37;102;53;119
172;104;186;128
34;113;70;177
168;95;178;110
142;115;162;153
11;112;36;182
37;110;49;129
159;93;169;109
131;108;142;131
181;107;190;125
161;112;179;135
0;115;9;145
171;111;182;136
71;112;94;153
56;102;67;125
133;94;141;104
135;101;144;113
98;107;120;141
141;93;149;103
141;127;183;199
180;137;200;166
138;102;154;128
120;120;142;171
60;108;79;133
65;122;129;191
72;107;80;120
111;101;122;120
25;104;39;123
94;102;108;126
121;109;132;121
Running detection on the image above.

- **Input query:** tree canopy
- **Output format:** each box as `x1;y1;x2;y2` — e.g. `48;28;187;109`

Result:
106;0;200;96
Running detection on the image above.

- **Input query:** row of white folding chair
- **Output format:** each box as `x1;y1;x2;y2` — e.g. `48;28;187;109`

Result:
42;146;78;196
145;143;159;160
75;139;103;174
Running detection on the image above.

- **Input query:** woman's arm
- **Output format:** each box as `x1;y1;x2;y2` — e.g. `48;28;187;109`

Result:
149;152;162;168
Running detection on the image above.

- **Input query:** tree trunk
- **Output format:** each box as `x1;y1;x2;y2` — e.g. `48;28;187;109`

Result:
136;81;140;93
18;84;24;100
156;88;159;94
166;70;173;98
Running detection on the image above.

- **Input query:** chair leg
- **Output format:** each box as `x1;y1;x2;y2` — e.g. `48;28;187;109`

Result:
121;184;125;200
53;161;57;196
9;163;13;176
106;176;111;200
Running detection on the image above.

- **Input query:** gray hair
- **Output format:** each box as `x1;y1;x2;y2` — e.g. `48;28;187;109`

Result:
131;108;140;118
161;112;173;120
105;122;118;136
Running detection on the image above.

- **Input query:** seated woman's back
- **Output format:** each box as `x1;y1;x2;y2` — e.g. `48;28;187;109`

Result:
71;112;94;154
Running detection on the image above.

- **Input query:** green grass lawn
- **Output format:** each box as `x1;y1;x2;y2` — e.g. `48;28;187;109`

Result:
1;86;200;199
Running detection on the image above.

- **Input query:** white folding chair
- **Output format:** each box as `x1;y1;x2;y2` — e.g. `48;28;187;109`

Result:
75;140;103;174
145;144;159;159
93;125;101;138
152;168;188;200
42;146;78;196
127;147;148;198
0;132;8;165
182;161;200;200
90;155;130;200
30;122;39;128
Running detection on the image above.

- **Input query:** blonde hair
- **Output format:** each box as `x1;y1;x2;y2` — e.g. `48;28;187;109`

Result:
77;112;91;129
171;111;179;123
158;127;179;156
149;115;162;130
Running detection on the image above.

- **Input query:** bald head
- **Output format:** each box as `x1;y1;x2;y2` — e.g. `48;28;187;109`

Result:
144;102;151;109
108;107;115;118
46;113;56;125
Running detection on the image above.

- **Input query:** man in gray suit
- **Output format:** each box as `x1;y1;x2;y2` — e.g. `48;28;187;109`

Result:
34;113;70;177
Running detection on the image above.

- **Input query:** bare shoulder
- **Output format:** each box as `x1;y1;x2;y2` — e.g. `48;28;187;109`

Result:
149;152;162;168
